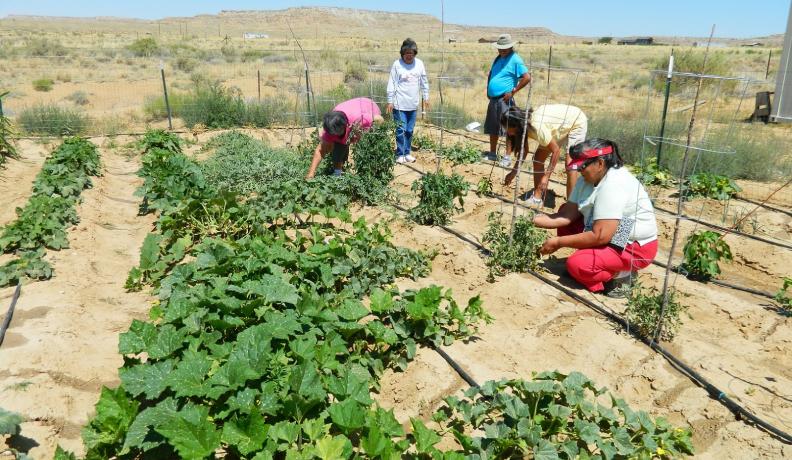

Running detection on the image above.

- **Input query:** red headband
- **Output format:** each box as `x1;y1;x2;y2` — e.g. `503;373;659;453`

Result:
578;145;613;160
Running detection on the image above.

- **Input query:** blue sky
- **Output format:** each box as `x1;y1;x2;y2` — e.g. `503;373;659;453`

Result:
0;1;789;38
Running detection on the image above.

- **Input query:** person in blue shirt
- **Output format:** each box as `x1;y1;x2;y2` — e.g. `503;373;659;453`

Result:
484;34;531;167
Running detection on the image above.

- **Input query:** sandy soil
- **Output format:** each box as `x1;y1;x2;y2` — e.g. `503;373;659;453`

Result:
0;138;153;459
0;129;789;459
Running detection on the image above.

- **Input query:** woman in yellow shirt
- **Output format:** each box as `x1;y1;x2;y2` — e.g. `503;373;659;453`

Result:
500;104;588;205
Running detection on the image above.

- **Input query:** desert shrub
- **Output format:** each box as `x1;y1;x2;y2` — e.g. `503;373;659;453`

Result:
243;97;293;127
652;51;736;93
409;172;469;225
66;91;89;106
32;78;54;92
180;80;245;128
598;36;613;44
483;211;546;279
142;92;189;121
220;44;238;62
0;92;18;166
425;101;469;129
680;230;733;281
56;73;72;82
17;104;89;136
175;56;197;72
625;281;687;341
241;49;268;62
127;37;159;57
25;37;67;57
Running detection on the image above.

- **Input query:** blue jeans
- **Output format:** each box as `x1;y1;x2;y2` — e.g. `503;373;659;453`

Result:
393;109;417;157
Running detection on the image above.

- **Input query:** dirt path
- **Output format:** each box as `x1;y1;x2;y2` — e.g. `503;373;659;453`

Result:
0;140;53;227
0;138;152;459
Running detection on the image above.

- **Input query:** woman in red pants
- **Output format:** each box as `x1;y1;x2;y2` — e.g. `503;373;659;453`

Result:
533;138;658;295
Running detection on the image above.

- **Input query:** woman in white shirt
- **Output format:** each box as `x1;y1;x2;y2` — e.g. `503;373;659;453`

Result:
386;38;430;164
533;138;658;295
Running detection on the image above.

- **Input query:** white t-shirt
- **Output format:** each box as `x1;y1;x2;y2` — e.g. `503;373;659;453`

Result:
569;167;658;246
386;58;429;111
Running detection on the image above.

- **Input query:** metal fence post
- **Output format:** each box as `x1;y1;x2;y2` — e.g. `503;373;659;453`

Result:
257;69;261;102
656;51;674;166
547;45;552;87
160;61;173;130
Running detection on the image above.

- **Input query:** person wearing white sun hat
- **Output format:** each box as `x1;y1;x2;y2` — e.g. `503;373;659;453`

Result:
483;33;531;167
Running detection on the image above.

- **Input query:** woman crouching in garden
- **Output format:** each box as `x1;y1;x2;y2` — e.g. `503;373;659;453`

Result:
532;138;658;296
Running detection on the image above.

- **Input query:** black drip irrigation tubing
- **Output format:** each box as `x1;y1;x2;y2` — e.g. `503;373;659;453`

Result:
737;196;792;218
388;199;792;445
0;284;22;348
651;259;776;300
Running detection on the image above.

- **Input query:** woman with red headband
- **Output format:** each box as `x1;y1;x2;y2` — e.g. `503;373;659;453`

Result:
532;138;658;296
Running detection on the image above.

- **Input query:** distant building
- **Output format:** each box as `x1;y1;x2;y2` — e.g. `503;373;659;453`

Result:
741;42;764;47
448;37;458;43
617;37;654;45
243;32;269;39
478;37;496;43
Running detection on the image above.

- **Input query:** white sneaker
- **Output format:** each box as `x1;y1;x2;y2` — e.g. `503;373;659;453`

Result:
405;154;416;163
500;155;512;167
527;195;543;207
396;156;407;164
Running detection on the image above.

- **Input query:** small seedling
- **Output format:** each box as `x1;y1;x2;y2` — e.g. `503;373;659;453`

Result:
475;177;493;197
680;230;733;281
411;132;436;151
624;280;687;341
774;277;791;315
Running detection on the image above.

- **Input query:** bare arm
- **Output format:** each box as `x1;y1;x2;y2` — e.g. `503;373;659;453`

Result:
533;202;581;229
306;140;333;179
540;219;619;255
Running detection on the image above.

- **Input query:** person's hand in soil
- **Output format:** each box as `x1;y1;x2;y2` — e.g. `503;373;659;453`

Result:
540;236;561;255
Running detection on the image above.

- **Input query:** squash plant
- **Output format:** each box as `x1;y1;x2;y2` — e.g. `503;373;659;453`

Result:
682;172;742;201
680;230;733;280
630;158;673;188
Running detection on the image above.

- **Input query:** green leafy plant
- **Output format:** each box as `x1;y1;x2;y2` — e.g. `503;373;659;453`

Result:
432;372;694;459
439;142;480;166
483;211;546;279
127;37;159;57
347;121;396;204
680;230;733;281
409;172;469;226
475;177;493;197
32;77;54;92
630;158;674;188
0;137;100;287
682;172;742;201
0;407;33;460
625;281;687;341
774;277;792;316
411;132;436;151
0;91;18;166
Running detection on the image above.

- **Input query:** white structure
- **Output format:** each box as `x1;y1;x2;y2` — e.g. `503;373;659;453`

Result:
243;32;269;40
772;1;792;122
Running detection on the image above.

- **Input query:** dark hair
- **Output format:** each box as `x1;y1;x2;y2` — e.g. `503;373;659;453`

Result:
323;111;348;137
400;38;418;56
569;138;624;169
499;106;533;149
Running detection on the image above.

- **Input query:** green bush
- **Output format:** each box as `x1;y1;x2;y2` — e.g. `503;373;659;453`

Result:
142;92;189;121
425;101;469;129
180;81;246;128
483;211;546;279
598;36;613;44
32;78;54;92
243;97;293;127
175;56;197;72
17;104;89;136
651;51;736;93
66;90;90;106
127;37;159;57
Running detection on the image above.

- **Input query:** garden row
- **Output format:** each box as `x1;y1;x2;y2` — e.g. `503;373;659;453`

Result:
50;130;694;459
0;136;101;287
